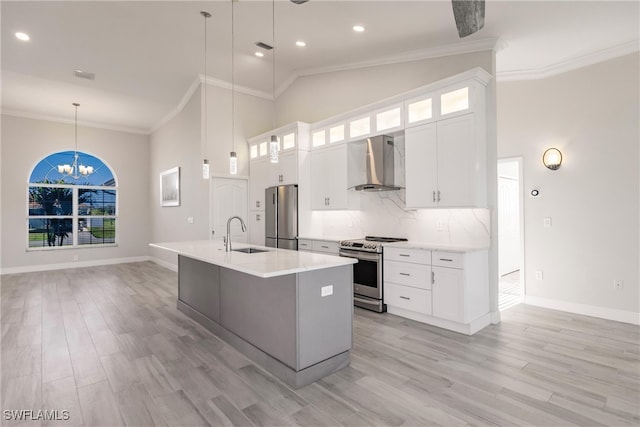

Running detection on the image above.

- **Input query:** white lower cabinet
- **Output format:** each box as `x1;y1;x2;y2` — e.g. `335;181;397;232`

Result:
384;246;489;335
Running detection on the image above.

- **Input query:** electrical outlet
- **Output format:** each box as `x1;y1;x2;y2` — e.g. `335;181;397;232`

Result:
321;285;333;297
535;270;543;280
187;217;194;224
613;280;623;290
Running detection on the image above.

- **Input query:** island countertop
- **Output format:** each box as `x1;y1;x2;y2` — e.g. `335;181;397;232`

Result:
150;240;356;278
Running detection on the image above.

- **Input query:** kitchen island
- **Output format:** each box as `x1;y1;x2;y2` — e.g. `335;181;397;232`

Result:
150;240;356;388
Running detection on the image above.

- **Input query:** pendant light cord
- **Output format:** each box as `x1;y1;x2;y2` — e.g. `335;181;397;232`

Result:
202;11;211;163
272;0;276;129
231;0;235;154
74;103;78;155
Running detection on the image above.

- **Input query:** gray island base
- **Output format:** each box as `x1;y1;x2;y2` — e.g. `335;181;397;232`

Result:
177;254;353;388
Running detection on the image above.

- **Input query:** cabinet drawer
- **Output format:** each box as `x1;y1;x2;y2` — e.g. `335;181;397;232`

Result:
384;247;430;264
312;240;339;254
384;260;431;290
298;239;312;251
385;283;432;315
432;251;463;269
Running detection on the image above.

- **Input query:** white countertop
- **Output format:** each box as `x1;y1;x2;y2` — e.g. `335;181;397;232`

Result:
150;240;356;278
383;241;489;253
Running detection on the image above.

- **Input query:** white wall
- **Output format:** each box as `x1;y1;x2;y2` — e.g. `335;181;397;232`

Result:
0;114;150;272
149;83;272;267
497;53;639;322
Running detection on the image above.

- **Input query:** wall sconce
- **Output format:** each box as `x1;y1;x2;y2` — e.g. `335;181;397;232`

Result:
543;148;562;170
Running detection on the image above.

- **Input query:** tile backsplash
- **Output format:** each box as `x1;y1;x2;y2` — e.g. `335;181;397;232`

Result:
307;190;491;247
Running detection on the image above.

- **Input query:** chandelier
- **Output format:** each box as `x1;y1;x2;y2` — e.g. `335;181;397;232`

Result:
57;103;94;178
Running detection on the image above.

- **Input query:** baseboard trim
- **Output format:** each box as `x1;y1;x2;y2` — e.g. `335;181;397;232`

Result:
0;256;151;275
524;296;640;325
149;257;178;272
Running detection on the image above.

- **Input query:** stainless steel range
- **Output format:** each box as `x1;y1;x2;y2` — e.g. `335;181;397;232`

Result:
339;236;407;312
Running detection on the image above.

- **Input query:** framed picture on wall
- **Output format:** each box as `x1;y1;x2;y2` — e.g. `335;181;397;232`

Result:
160;167;180;207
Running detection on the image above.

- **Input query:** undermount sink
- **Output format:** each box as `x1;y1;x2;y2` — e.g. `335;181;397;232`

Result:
233;247;269;254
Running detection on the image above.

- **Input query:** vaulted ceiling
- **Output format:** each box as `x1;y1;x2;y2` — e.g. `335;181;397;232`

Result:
2;1;638;133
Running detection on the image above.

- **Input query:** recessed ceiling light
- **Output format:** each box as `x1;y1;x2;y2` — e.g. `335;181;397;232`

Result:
255;52;264;58
15;32;30;41
296;41;306;47
352;25;365;33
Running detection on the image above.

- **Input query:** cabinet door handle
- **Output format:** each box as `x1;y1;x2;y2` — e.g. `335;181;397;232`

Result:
399;254;410;257
439;258;453;262
399;272;411;276
256;214;261;221
432;190;436;202
256;201;260;208
437;190;441;202
327;197;330;205
321;245;329;249
432;271;435;284
399;296;411;300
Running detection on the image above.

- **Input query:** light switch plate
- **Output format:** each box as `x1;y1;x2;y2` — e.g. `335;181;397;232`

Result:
187;217;194;224
544;217;552;228
321;285;333;297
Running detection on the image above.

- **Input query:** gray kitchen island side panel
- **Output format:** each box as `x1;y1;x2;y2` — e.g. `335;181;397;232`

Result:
297;265;353;370
219;268;298;370
178;255;221;323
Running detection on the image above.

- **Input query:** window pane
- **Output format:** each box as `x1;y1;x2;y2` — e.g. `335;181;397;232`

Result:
29;151;115;186
441;87;469;115
259;141;268;156
329;125;344;143
312;130;326;147
28;186;73;215
349;117;370;138
282;133;295;150
28;218;73;248
78;189;116;215
250;145;258;159
79;218;115;245
408;98;432;123
376;107;401;131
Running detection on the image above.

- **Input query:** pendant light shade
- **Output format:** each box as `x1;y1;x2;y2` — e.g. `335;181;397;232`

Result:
229;152;237;175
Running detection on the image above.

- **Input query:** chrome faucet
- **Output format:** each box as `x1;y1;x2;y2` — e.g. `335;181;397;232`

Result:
225;216;247;252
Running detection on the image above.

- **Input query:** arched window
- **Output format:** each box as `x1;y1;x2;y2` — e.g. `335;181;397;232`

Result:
27;151;117;249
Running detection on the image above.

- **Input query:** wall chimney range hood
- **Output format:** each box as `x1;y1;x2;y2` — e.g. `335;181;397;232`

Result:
354;135;402;191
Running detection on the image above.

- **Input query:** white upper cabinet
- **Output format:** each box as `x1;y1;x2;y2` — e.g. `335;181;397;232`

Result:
405;113;486;208
311;144;350;210
440;86;470;116
268;150;297;186
405;95;434;127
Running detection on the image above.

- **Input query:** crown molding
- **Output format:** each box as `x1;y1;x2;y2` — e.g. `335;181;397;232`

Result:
148;76;202;134
1;109;148;135
200;74;273;100
276;38;500;95
497;39;639;82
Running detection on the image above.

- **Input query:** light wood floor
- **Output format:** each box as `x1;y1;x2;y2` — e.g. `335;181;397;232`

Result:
1;262;638;426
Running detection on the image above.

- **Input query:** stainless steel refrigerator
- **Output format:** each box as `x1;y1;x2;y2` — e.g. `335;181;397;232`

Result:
265;185;298;250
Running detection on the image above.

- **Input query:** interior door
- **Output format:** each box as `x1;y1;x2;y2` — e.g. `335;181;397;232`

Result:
211;177;248;244
498;174;520;275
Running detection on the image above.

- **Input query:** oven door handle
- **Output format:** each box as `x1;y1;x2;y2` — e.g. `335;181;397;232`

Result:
339;249;380;262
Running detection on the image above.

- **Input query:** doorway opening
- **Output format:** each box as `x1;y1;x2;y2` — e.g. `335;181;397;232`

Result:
497;158;524;311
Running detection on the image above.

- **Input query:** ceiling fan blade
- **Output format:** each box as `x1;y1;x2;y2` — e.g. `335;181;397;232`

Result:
452;0;485;38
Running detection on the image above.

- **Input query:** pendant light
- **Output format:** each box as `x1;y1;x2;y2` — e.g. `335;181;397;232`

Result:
201;10;211;180
269;0;279;164
57;103;93;178
229;0;238;175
